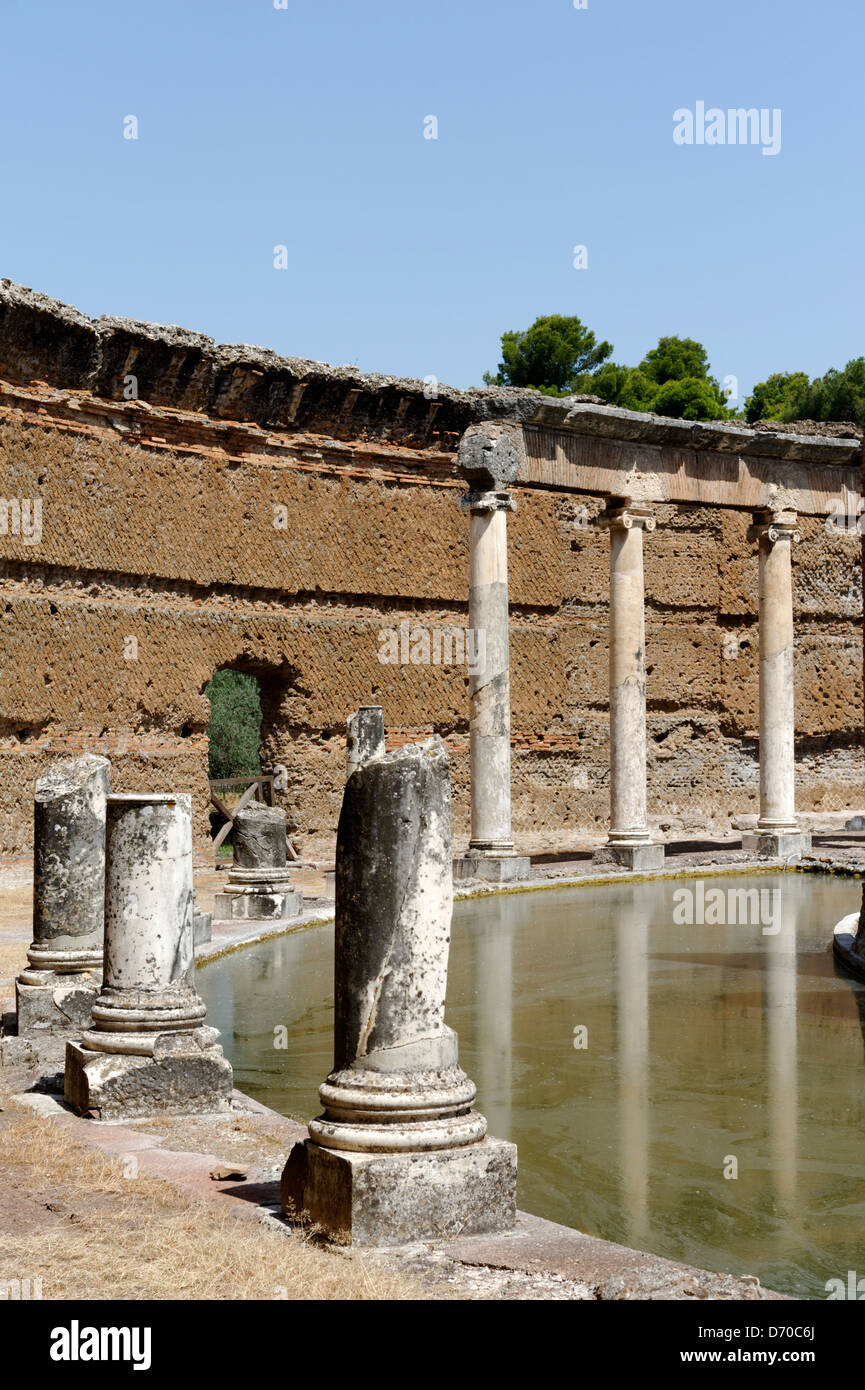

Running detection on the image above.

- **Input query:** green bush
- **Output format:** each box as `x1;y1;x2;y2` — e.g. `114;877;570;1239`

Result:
205;670;262;781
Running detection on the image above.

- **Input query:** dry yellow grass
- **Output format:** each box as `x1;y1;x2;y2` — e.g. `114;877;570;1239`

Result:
0;940;27;981
0;1088;441;1301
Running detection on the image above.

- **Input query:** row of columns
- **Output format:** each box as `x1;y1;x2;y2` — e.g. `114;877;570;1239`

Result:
455;426;811;868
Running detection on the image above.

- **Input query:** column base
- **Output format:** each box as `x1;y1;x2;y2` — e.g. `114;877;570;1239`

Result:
741;829;812;860
453;853;531;884
593;841;665;872
64;1031;233;1120
15;974;99;1036
212;888;302;922
281;1135;517;1247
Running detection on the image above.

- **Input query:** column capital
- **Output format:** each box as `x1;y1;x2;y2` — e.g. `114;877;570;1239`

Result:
747;509;801;546
598;500;656;533
457;427;518;513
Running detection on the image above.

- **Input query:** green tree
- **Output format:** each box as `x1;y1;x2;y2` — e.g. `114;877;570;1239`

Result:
205;669;262;780
746;361;865;425
803;358;865;423
584;336;729;418
650;376;730;420
483;314;613;393
638;336;713;385
580;362;657;411
744;371;810;424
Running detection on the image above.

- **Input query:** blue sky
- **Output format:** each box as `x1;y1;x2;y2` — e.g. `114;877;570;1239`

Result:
0;0;861;405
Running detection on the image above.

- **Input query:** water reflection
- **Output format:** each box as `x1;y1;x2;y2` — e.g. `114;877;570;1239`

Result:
470;893;519;1141
766;895;798;1217
197;873;865;1298
617;889;649;1247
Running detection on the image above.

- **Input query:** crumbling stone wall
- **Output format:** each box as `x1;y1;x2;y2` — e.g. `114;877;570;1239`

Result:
0;282;861;860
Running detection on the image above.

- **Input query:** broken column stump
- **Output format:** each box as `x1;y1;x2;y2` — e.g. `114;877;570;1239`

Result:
65;792;232;1120
322;706;387;900
213;804;301;924
281;730;517;1246
15;754;111;1038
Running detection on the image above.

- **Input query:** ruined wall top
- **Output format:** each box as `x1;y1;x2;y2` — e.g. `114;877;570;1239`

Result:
0;280;859;466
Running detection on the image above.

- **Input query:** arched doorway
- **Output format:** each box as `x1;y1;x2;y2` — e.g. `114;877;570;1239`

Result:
203;659;300;856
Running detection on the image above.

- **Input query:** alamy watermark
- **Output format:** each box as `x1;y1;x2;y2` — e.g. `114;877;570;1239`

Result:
825;491;865;536
0;1277;42;1299
674;102;781;157
826;1271;865;1299
378;620;486;677
673;881;782;935
0;497;42;546
50;1322;151;1369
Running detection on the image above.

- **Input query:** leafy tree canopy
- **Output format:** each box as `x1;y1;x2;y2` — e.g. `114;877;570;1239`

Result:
743;372;810;424
638;336;713;386
650;376;729;421
206;669;262;781
486;318;864;425
744;361;865;424
483;314;613;393
576;362;657;412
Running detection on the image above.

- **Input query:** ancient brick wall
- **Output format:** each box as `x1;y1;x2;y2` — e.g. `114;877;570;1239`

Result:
0;283;861;859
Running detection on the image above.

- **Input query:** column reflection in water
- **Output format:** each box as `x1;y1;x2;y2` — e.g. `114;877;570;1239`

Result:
617;887;650;1247
471;894;525;1140
765;885;798;1217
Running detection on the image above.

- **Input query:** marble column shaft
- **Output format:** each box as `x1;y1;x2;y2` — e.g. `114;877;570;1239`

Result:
24;754;111;976
452;427;528;883
464;493;515;853
750;511;799;830
66;791;232;1120
602;502;655;845
83;793;205;1053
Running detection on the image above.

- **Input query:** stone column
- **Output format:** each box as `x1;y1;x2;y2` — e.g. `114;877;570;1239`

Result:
282;732;517;1246
15;754;111;1036
213;803;301;922
346;705;385;777
324;707;387;900
742;511;811;859
453;427;529;884
595;500;664;871
65;793;232;1119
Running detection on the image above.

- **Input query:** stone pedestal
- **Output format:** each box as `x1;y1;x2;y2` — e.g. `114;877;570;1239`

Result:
741;828;812;858
594;501;665;873
282;733;517;1246
193;909;212;947
16;754;111;1036
743;511;810;861
453;427;528;885
213;804;302;922
65;792;232;1119
16;975;100;1037
452;852;531;883
593;841;666;872
282;1136;517;1247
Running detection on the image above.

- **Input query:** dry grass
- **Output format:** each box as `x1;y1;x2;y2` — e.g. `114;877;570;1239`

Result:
0;940;27;982
0;1088;437;1301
